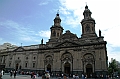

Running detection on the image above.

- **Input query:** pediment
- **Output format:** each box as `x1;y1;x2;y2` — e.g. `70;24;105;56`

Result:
55;40;79;48
59;30;78;40
14;47;25;52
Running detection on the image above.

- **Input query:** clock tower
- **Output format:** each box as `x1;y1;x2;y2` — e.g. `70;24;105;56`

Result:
81;5;97;38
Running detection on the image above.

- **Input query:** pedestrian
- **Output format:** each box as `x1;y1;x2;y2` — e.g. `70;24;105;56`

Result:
45;72;50;79
10;70;13;77
32;75;35;79
32;72;35;79
14;71;17;78
1;70;4;76
73;74;79;79
31;72;33;78
82;74;85;79
63;74;67;79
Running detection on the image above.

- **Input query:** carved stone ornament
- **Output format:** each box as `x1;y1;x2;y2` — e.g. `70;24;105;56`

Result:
83;54;94;63
45;55;53;65
15;59;21;63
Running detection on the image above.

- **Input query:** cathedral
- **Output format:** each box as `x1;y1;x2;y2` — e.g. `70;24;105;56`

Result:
0;5;108;77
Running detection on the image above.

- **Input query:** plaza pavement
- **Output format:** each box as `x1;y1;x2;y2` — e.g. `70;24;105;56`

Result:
1;73;88;79
1;73;41;79
1;74;119;79
1;74;66;79
0;74;77;79
1;73;73;79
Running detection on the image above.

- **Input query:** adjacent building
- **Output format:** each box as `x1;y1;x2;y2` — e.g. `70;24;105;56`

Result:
0;5;108;77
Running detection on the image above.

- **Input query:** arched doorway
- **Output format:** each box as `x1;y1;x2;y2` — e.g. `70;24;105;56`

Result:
47;64;51;73
64;62;70;75
16;63;19;70
86;64;93;78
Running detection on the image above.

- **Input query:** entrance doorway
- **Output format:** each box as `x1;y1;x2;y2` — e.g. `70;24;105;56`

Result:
47;64;51;73
86;64;93;78
64;62;70;75
16;63;19;70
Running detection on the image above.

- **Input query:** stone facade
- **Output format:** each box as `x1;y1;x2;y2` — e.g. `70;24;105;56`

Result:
0;5;108;77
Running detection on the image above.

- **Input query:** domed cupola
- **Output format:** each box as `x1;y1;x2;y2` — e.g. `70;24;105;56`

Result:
54;12;61;26
83;5;92;19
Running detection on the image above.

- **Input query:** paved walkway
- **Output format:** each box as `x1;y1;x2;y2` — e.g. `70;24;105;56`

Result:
0;74;74;79
2;74;96;79
1;74;41;79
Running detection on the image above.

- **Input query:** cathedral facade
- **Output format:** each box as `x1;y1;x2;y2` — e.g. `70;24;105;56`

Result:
0;5;108;77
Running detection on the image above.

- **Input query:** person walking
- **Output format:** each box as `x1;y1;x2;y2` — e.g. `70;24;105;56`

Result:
31;72;33;78
45;72;50;79
73;74;79;79
14;71;17;78
31;72;36;79
82;74;85;79
1;70;4;76
10;70;13;78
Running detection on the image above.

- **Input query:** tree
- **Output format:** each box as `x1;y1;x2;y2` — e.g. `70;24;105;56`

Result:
108;59;118;77
118;69;120;75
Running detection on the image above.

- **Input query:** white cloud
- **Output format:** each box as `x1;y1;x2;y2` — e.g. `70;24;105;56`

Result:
37;30;51;44
39;0;53;6
0;20;40;43
0;20;29;35
107;46;120;62
0;38;4;45
59;6;71;15
103;25;120;47
38;30;50;38
58;0;84;28
64;16;80;28
0;20;51;45
39;2;48;6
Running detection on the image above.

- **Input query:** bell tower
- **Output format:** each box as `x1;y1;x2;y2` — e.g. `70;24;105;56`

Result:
50;12;64;39
81;5;97;38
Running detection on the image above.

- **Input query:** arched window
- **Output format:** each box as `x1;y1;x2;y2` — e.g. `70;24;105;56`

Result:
53;30;56;36
85;24;91;32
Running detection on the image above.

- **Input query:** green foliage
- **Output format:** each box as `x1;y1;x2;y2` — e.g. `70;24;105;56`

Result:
108;59;118;75
118;69;120;74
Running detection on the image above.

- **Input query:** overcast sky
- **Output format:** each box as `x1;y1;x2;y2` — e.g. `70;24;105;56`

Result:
0;0;120;62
